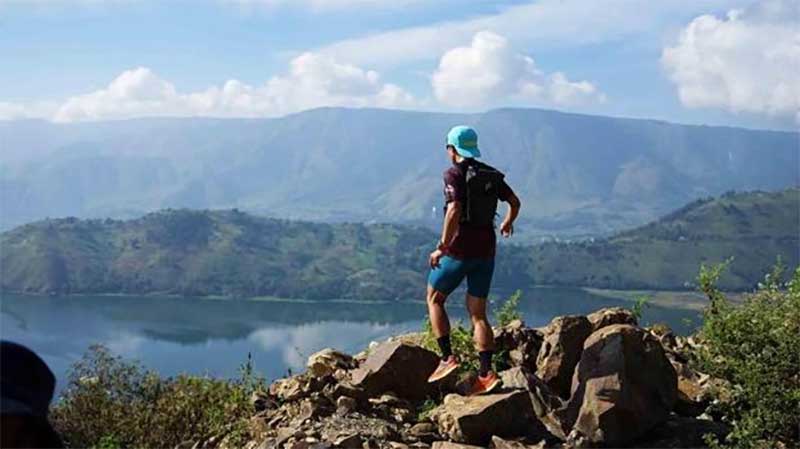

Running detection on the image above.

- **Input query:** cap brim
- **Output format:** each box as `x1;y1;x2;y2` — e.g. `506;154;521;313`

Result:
455;146;481;158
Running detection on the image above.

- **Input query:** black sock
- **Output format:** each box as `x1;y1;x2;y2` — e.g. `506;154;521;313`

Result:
437;335;452;360
479;351;493;377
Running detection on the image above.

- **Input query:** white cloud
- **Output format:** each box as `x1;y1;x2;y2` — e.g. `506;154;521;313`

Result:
661;0;800;119
7;52;415;122
432;31;605;109
316;0;751;68
224;0;427;12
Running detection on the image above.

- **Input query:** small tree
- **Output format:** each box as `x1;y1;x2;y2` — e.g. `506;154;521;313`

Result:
693;262;800;448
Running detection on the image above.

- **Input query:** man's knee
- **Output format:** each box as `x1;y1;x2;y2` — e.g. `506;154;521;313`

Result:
427;286;447;305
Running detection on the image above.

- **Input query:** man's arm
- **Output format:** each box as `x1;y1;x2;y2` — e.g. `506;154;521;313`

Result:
440;201;462;248
500;191;521;237
429;200;461;269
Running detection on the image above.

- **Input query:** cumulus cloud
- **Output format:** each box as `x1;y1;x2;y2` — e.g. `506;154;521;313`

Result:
661;0;800;119
224;0;427;12
317;0;750;69
9;53;415;122
432;31;605;109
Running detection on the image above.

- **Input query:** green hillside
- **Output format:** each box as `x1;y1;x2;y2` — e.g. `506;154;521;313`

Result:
0;210;433;300
1;189;797;299
513;189;799;290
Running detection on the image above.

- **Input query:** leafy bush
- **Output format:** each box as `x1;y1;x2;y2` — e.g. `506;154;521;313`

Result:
630;294;651;321
693;261;800;449
494;289;522;327
51;345;266;449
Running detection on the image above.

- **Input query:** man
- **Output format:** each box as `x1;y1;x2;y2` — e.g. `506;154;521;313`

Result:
426;125;521;395
0;341;64;448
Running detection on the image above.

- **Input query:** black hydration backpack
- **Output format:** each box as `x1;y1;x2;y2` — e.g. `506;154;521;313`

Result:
461;160;505;227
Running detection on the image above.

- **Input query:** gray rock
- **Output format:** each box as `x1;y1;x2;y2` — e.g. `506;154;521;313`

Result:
333;434;362;448
561;324;678;446
494;320;543;370
350;341;439;401
498;366;566;441
307;349;355;378
430;442;484;449
335;396;358;416
585;307;638;333
431;391;549;446
535;316;592;398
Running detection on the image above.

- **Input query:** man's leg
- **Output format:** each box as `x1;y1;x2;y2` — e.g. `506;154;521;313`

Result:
464;258;500;394
426;256;465;382
466;293;495;375
427;284;451;358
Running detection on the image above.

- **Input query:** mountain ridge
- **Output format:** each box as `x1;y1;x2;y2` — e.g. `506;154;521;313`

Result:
1;188;796;299
2;107;797;237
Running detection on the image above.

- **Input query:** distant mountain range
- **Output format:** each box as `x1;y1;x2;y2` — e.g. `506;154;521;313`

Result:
1;107;797;238
2;189;797;299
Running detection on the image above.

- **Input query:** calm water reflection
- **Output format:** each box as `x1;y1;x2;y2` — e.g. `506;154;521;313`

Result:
0;289;701;395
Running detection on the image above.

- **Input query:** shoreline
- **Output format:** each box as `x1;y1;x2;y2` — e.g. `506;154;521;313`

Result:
0;285;743;311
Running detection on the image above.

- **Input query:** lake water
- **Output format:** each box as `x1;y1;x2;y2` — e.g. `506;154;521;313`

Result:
0;289;702;395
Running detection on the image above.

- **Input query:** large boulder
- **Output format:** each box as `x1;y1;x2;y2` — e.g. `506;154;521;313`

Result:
561;324;678;446
586;307;637;332
350;341;439;401
494;320;543;370
499;366;567;441
306;348;355;378
431;391;549;446
535;315;593;398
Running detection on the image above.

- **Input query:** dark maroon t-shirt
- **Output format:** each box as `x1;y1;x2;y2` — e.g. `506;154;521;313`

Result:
442;160;513;259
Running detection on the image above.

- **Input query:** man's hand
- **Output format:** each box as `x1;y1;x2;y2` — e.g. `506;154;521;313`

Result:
429;249;445;268
500;220;514;238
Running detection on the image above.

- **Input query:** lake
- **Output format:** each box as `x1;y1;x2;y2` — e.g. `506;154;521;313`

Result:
0;288;703;395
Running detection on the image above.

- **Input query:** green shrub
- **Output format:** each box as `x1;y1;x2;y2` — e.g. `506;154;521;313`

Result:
693;262;800;449
494;289;522;327
51;345;266;449
630;294;651;321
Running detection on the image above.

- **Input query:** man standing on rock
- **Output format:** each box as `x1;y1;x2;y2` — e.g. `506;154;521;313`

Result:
426;125;521;395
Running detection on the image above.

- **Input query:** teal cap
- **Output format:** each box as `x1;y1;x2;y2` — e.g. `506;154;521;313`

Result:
446;125;481;158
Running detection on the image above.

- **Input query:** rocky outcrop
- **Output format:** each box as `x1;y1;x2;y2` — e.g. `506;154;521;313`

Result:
535;315;593;398
561;324;678;446
241;309;727;449
586;307;637;332
493;320;543;370
350;341;440;401
431;391;547;446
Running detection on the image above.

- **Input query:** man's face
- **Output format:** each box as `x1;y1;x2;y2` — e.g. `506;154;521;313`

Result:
446;145;458;164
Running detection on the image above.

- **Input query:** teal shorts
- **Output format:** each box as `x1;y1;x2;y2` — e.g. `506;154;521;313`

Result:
428;256;495;299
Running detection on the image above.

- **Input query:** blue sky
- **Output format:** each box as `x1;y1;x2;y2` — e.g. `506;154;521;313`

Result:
1;0;797;130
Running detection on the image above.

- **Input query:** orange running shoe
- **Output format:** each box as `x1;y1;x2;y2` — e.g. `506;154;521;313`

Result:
467;371;501;396
427;355;459;383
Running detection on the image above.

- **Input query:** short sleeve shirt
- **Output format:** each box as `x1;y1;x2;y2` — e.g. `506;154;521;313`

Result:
442;160;512;259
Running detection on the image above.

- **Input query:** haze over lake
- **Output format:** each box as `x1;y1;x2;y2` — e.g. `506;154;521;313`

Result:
1;288;702;394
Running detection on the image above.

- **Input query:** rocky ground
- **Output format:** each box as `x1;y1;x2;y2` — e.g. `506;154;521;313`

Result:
199;308;730;449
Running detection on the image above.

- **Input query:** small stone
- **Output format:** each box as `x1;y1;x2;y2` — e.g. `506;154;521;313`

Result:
307;348;355;378
430;442;483;449
334;434;362;448
336;396;358;416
